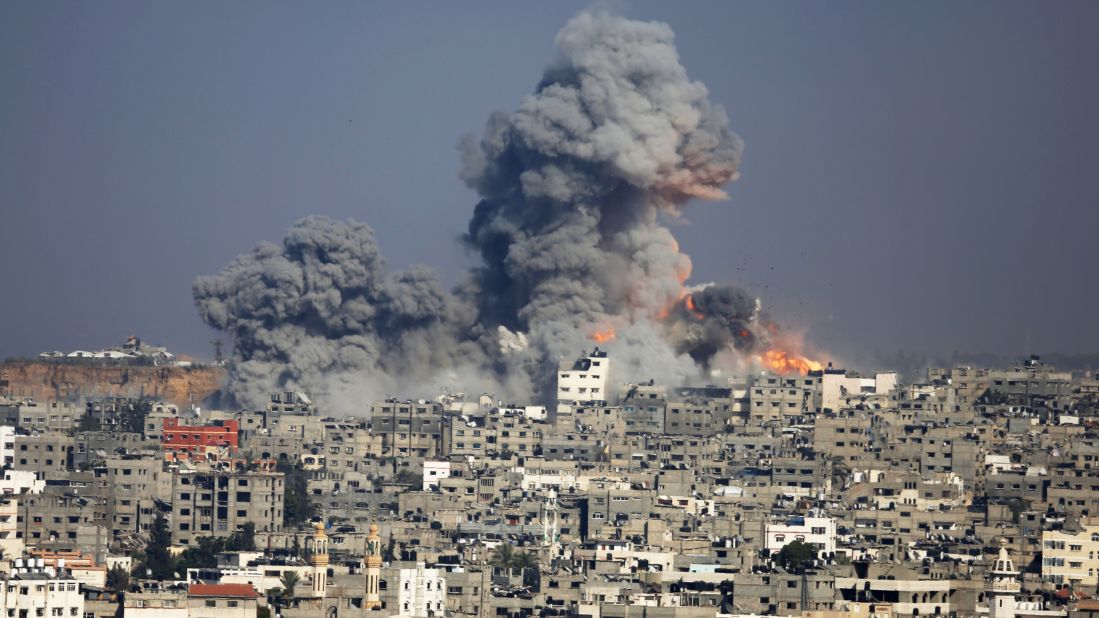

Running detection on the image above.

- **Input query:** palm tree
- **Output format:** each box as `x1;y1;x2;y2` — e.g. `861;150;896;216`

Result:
511;550;539;572
279;571;301;601
488;544;516;571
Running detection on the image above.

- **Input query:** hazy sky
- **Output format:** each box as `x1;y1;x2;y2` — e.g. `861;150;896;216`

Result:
2;1;1097;364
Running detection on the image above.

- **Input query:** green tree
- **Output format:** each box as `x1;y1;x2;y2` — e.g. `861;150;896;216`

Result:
279;571;300;600
142;513;176;580
176;536;225;571
774;540;816;573
228;522;257;551
277;460;311;526
489;544;516;571
120;400;153;434
394;468;421;486
77;413;101;432
107;564;130;591
511;550;539;571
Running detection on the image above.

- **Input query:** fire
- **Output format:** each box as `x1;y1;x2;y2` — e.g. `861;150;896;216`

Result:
684;294;705;320
591;327;616;344
763;349;823;375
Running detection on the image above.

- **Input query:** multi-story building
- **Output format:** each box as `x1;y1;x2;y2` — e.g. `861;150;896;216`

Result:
0;570;84;618
162;418;240;455
394;562;448;617
170;465;284;545
1042;526;1099;586
557;349;610;408
764;515;837;558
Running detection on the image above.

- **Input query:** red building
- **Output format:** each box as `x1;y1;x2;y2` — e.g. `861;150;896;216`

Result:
162;417;239;454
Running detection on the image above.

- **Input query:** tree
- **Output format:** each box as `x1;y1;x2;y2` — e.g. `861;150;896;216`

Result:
228;522;257;551
489;544;516;571
277;460;311;526
107;564;130;591
511;550;539;571
142;513;176;580
77;414;101;432
176;536;224;571
119;400;153;435
774;540;816;573
279;571;300;600
394;468;421;486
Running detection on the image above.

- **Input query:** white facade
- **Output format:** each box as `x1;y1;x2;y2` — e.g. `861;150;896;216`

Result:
422;461;452;491
1;469;46;495
1;426;14;467
556;349;610;406
0;573;83;618
764;516;837;557
821;371;897;412
397;563;447;617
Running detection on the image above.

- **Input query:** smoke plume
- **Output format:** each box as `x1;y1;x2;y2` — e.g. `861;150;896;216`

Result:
195;11;816;413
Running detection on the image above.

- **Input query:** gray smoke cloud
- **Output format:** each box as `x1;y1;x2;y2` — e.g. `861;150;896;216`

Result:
193;217;496;413
195;11;795;413
459;11;745;395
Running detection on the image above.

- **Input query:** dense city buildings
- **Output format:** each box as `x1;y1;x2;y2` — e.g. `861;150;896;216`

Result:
2;352;1099;618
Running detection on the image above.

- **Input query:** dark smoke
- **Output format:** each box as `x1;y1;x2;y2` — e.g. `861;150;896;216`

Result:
459;11;744;394
195;11;789;412
192;217;490;413
672;284;769;367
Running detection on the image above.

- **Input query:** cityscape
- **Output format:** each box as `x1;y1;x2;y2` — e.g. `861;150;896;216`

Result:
1;4;1097;618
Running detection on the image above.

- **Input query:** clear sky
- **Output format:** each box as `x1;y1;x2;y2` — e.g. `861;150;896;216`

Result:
2;1;1097;363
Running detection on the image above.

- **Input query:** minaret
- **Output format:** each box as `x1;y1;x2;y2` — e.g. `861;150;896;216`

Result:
307;521;329;598
364;523;382;610
541;490;560;555
988;538;1021;618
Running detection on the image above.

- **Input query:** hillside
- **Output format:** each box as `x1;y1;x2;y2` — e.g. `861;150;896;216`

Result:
0;359;225;407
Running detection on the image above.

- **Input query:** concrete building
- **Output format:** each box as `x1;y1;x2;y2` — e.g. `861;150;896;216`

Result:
557;348;610;408
0;570;84;618
124;587;188;618
170;464;284;545
186;583;260;618
1042;526;1099;586
396;563;447;617
764;515;837;558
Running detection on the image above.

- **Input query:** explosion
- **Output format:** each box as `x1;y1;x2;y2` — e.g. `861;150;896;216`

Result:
591;327;616;344
762;349;824;376
195;10;825;413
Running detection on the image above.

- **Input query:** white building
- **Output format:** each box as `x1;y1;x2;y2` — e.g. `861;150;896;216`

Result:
556;349;610;409
422;461;452;491
396;563;447;617
1;468;46;495
1;425;15;467
764;515;837;558
0;571;83;618
820;370;897;412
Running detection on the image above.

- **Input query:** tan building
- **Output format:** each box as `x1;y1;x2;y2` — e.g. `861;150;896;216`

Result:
1042;526;1099;586
187;583;260;618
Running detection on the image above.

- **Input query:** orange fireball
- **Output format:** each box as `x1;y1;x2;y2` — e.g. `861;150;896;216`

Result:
684;294;705;320
763;349;823;375
591;328;616;344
